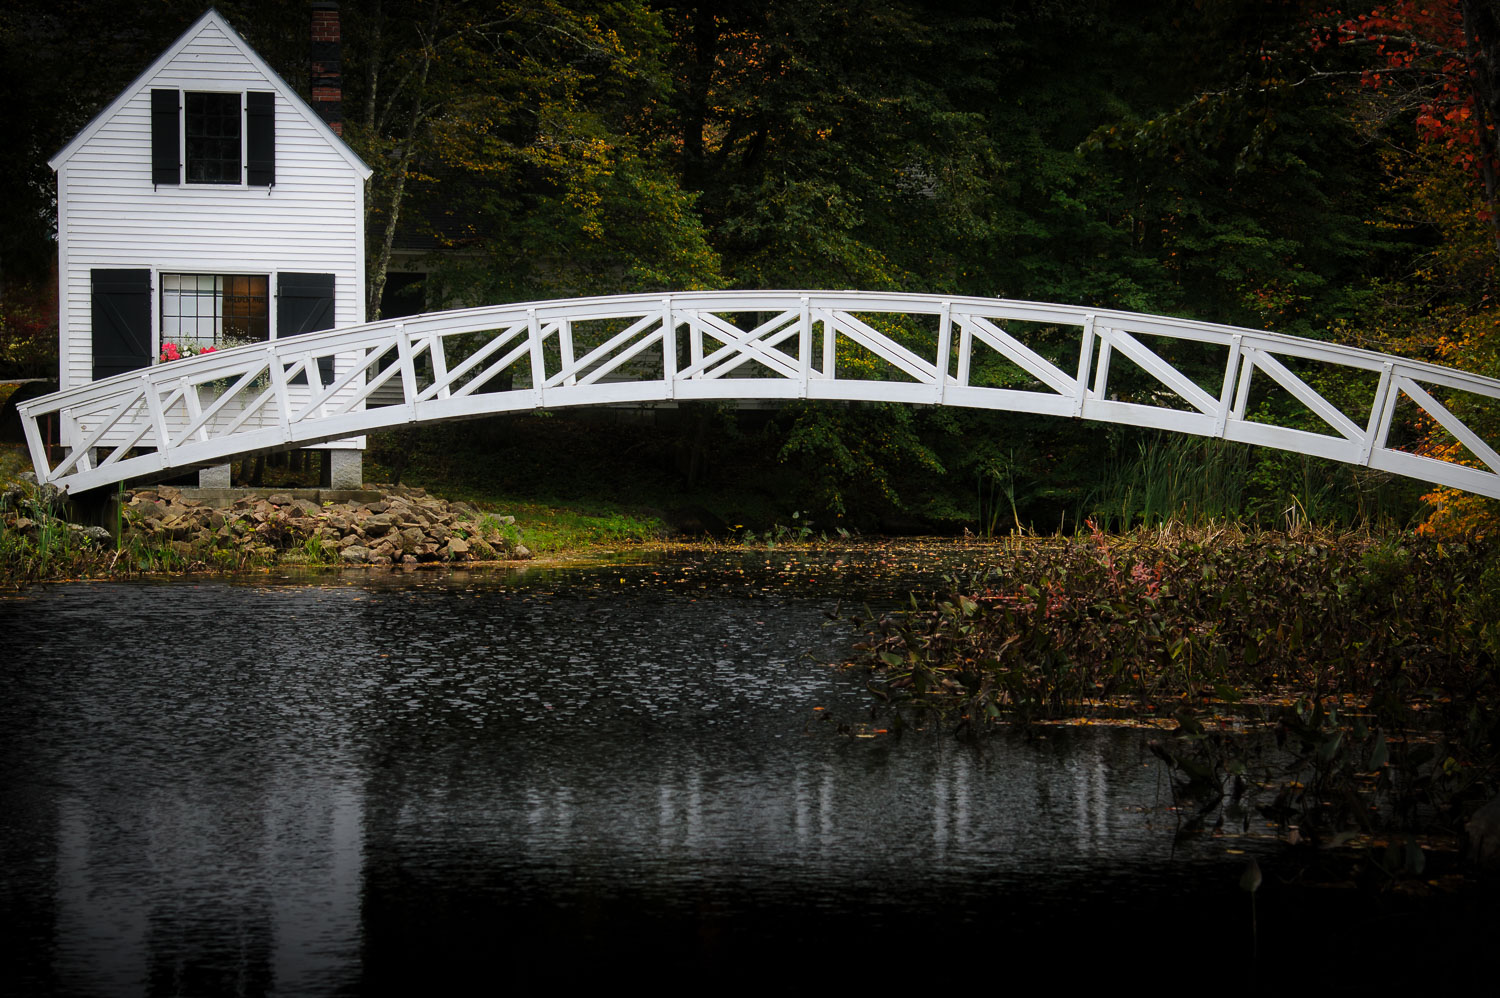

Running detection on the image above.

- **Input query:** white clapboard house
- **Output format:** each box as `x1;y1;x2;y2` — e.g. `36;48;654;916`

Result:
48;6;371;487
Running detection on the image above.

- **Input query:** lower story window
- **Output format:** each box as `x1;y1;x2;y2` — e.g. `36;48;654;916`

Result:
160;273;269;354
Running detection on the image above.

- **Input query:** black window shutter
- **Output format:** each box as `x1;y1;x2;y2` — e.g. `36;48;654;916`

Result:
246;91;274;186
278;273;336;384
91;269;153;380
150;89;180;185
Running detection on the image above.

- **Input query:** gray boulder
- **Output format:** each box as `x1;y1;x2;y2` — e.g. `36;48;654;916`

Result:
1466;797;1500;871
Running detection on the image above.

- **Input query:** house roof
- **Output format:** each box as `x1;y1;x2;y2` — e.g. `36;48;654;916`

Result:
48;7;371;179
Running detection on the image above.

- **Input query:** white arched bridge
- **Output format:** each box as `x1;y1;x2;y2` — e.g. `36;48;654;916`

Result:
17;290;1500;499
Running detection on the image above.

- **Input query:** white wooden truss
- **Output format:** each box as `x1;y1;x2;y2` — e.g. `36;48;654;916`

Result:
18;291;1500;498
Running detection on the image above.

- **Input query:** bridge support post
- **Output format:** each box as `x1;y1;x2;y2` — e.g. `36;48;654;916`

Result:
198;463;232;488
325;449;362;489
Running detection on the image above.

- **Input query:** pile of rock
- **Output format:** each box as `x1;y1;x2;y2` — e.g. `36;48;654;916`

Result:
1;475;113;547
124;485;530;567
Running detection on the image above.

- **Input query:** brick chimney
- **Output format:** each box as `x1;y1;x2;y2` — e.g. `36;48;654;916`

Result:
310;1;343;136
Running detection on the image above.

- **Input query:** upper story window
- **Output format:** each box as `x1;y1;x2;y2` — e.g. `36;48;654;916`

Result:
184;92;241;184
152;88;274;187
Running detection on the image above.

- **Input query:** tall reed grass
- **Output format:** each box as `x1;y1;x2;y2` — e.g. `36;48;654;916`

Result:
1082;433;1249;531
1082;431;1421;532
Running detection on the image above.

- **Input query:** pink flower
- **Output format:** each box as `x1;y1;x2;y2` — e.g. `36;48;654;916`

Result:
160;342;181;362
200;345;217;354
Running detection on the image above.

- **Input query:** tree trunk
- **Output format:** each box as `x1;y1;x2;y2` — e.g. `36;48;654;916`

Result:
1463;0;1500;257
679;11;718;196
366;49;431;321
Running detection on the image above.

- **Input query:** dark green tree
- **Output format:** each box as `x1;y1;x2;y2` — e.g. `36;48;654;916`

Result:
341;0;720;314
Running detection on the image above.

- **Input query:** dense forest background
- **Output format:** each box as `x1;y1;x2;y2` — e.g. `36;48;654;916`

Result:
3;0;1498;533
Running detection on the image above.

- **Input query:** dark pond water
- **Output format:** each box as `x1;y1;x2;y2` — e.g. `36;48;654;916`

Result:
2;549;1492;993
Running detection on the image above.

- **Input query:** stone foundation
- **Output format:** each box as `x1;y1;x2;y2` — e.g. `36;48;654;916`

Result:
120;484;530;566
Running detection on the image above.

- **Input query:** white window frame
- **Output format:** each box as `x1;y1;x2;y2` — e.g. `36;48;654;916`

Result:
152;267;281;363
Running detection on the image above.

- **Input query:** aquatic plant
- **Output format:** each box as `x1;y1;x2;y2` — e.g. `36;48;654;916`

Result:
856;527;1495;714
0;475;113;583
848;526;1500;841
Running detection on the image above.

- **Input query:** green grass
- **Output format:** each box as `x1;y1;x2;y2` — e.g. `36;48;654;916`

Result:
496;500;663;553
0;441;30;482
415;491;663;555
0;443;113;582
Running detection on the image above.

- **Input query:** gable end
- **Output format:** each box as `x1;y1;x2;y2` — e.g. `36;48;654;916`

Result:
48;8;370;180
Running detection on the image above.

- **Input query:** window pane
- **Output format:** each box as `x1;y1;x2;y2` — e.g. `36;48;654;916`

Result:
158;272;269;354
185;92;241;184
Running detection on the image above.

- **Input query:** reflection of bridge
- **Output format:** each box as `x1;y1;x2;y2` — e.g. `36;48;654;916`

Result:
18;290;1500;498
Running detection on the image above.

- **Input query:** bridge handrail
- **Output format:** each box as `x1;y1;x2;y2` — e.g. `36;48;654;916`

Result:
17;290;1500;498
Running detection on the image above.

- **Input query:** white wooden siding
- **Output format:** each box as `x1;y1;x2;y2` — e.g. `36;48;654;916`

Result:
54;17;366;453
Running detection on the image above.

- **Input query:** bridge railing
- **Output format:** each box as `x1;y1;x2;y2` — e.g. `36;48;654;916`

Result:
17;290;1500;498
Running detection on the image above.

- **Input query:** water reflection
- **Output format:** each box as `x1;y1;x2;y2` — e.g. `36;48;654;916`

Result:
1;558;1275;994
52;780;362;996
